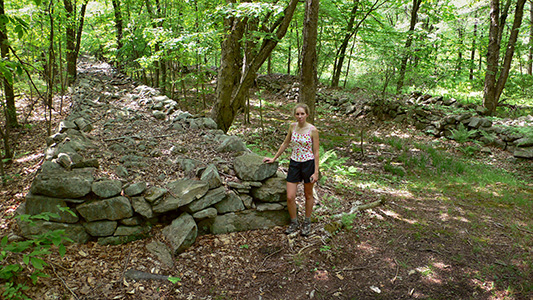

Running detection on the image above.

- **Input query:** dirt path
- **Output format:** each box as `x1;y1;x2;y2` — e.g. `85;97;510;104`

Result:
1;59;532;300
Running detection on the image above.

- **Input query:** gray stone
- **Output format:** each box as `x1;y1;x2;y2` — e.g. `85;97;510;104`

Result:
30;167;94;198
76;196;133;222
214;191;245;214
178;158;205;173
256;203;285;211
162;213;197;254
58;120;77;133
216;136;248;153
97;235;144;245
210;210;290;234
55;153;73;169
144;186;167;203
131;196;154;218
146;241;174;267
240;194;254;209
192;208;218;220
234;153;278;181
120;216;144;226
153;110;167;120
516;137;533;148
124;182;147;196
115;165;129;177
200;164;222;189
184;186;226;213
18;219;90;244
114;225;151;236
190;117;218;129
514;147;533;159
24;193;79;223
251;177;287;203
92;179;123;198
468;117;492;129
152;179;209;213
83;220;118;236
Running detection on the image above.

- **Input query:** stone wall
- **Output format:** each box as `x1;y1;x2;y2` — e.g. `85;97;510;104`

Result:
351;93;532;159
17;64;289;254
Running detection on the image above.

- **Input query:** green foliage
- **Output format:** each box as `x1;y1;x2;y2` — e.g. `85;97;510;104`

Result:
341;213;358;230
450;123;477;143
168;276;182;284
1;212;73;300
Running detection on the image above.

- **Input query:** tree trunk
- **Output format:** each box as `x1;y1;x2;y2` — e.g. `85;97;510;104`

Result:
211;0;299;132
331;1;359;88
111;0;124;62
527;0;533;75
483;0;526;115
396;0;422;94
470;17;477;80
0;0;17;128
299;0;320;124
63;0;76;85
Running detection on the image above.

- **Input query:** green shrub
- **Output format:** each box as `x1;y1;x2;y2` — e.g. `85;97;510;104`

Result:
1;211;73;300
450;123;477;143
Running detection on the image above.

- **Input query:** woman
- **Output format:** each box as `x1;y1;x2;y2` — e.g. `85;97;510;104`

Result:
263;103;319;236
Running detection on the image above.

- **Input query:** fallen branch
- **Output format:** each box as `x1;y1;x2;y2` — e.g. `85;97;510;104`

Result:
104;135;141;142
332;199;383;219
50;262;80;300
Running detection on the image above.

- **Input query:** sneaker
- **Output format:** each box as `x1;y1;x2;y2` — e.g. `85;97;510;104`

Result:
301;221;311;236
285;221;299;234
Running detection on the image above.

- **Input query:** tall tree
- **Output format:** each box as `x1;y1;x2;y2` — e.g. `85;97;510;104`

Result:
396;0;422;94
299;0;319;123
211;0;299;132
330;0;383;87
111;0;123;54
527;0;533;75
0;0;17;128
483;0;526;114
63;0;88;85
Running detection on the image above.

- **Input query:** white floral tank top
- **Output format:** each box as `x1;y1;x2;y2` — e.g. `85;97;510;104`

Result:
291;125;315;162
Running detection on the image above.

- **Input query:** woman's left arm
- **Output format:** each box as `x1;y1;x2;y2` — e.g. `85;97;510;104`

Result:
311;126;320;183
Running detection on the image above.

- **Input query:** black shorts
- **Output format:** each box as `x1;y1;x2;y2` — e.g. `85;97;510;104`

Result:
286;159;315;183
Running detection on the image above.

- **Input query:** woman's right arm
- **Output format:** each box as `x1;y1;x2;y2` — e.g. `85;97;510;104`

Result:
264;124;293;163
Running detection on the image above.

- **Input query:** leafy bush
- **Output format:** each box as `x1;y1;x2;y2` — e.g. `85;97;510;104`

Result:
1;211;73;300
450;123;477;143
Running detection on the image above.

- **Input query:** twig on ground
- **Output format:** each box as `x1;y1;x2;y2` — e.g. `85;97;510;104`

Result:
332;199;383;219
50;262;80;300
121;248;133;283
391;259;400;283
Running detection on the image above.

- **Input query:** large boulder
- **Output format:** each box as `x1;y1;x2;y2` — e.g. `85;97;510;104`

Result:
152;179;209;213
76;196;133;222
214;191;245;214
251;177;287;203
18;219;90;244
514;147;533;159
200;164;223;189
30;167;95;198
209;210;290;234
24;193;79;223
183;186;226;213
83;220;118;236
216;136;248;153
92;179;123;198
162;213;197;254
234;153;278;181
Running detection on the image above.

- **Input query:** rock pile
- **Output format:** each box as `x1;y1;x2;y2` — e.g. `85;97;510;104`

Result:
17;60;289;254
334;93;533;159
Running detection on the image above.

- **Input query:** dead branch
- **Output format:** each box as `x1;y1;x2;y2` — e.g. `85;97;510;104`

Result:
332;199;383;219
50;262;80;300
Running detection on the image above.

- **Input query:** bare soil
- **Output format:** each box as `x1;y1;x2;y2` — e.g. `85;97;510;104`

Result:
0;60;532;300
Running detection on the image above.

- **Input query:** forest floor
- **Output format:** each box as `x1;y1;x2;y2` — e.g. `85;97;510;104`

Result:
0;60;532;300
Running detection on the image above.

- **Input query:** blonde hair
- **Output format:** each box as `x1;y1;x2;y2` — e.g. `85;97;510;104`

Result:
293;103;310;115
